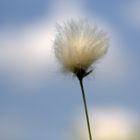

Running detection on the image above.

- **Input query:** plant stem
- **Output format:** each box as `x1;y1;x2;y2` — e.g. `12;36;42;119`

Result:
79;79;92;140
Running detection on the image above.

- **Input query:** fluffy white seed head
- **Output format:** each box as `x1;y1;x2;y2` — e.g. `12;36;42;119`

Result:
53;19;109;79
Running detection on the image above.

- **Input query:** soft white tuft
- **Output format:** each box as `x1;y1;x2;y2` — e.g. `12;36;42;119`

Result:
53;19;109;77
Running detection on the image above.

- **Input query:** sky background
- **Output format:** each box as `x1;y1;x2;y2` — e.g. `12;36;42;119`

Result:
0;0;140;140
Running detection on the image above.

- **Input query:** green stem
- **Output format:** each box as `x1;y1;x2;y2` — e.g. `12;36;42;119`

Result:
79;79;92;140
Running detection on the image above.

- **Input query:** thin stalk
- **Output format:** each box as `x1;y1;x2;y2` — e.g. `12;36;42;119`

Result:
79;79;92;140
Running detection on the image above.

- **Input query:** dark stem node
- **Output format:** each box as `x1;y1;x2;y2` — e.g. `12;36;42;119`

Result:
76;69;93;81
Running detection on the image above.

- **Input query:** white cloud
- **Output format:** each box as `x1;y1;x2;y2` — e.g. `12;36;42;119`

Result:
71;107;139;140
0;22;54;70
0;21;56;87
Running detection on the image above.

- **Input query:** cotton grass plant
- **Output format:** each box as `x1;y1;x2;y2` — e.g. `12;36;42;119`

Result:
53;19;109;140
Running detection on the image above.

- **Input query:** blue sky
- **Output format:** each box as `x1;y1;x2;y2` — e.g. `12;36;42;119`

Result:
0;0;140;140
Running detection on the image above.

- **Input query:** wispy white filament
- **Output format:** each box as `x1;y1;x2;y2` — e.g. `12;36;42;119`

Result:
53;19;109;76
